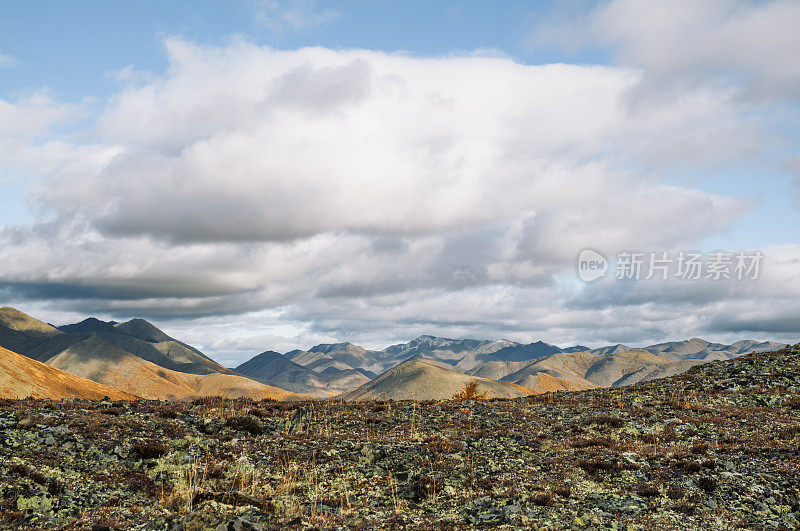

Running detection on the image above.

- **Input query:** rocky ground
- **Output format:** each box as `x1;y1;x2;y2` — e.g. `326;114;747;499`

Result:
1;345;799;530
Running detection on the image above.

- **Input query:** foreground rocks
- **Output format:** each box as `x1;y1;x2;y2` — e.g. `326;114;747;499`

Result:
1;345;799;529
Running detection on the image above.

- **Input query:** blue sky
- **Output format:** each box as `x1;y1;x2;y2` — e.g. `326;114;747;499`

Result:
1;0;799;361
1;0;795;246
1;1;567;98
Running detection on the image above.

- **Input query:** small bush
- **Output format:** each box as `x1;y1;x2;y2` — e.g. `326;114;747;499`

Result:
532;491;555;506
452;381;488;401
701;459;717;469
409;474;435;502
125;471;158;497
47;479;64;496
553;485;571;498
636;482;660;497
673;460;702;474
132;440;169;460
157;408;178;419
666;485;686;500
592;415;625;428
783;397;800;409
226;415;262;435
698;476;717;493
690;443;709;455
672;502;695;515
577;457;621;477
421;436;462;455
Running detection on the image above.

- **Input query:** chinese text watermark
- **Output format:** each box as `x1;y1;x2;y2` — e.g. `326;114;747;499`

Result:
577;250;763;282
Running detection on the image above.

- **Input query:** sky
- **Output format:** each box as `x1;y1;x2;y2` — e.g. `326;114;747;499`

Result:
1;0;800;366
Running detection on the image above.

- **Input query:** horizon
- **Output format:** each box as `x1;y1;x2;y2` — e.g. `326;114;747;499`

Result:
5;304;785;367
2;1;799;365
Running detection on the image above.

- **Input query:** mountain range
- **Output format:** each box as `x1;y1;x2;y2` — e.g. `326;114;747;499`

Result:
0;306;787;401
0;307;298;401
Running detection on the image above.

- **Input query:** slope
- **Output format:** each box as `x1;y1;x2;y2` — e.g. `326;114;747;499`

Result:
46;335;299;400
0;306;63;357
0;345;135;400
337;357;537;401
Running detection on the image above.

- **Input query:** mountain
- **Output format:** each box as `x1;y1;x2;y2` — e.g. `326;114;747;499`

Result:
265;334;787;396
236;351;332;396
307;342;386;373
57;317;118;334
0;307;301;400
724;339;786;356
382;336;534;372
287;349;360;372
0;345;134;400
35;313;230;375
583;349;690;387
473;349;707;390
587;344;630;356
631;338;787;362
0;306;63;356
46;335;299;400
0;306;61;336
237;350;371;396
337;357;538;400
114;318;173;343
473;351;599;390
384;335;499;363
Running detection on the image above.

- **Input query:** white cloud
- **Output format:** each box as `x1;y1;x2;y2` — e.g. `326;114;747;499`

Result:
251;0;341;35
0;53;16;67
539;0;800;103
0;38;796;358
33;40;752;245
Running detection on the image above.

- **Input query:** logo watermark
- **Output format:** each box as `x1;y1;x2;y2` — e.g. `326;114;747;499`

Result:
577;249;608;282
577;250;763;282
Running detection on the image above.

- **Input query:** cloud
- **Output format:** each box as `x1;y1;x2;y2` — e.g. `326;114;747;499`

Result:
251;0;341;35
0;53;16;67
34;40;753;245
538;0;800;103
0;38;796;360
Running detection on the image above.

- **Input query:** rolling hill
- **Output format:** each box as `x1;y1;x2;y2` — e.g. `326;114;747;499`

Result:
0;345;135;400
338;357;539;400
46;335;300;400
470;349;706;390
0;307;300;400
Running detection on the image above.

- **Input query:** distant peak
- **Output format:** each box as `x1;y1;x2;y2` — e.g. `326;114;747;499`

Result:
309;342;361;353
114;318;173;343
0;307;61;336
57;317;117;334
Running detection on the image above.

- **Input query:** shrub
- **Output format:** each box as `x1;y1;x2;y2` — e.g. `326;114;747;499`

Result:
47;479;64;496
124;471;158;497
672;502;695;515
132;440;169;460
698;476;717;493
690;443;709;455
532;491;555;506
577;457;621;477
592;415;625;428
553;485;571;498
666;485;686;500
636;482;660;497
226;415;263;435
452;381;488;401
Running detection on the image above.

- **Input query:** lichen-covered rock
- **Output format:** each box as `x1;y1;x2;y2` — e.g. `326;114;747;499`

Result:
0;345;799;529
